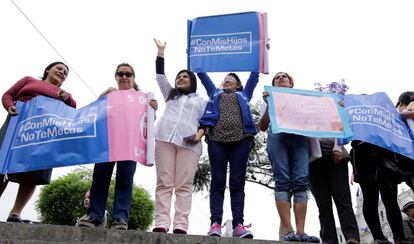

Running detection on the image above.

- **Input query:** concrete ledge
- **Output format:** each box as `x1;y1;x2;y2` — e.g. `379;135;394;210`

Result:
0;222;305;244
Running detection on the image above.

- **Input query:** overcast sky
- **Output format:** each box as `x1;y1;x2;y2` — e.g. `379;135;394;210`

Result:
1;0;414;240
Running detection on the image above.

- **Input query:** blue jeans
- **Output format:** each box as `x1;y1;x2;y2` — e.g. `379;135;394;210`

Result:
208;138;253;228
87;160;136;223
267;132;309;201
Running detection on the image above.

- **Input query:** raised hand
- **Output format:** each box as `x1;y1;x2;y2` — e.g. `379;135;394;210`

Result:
153;38;166;57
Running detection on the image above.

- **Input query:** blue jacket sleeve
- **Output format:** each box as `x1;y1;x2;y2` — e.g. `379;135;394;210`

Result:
197;72;216;97
244;72;259;101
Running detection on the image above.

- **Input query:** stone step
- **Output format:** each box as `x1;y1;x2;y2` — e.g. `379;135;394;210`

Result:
0;222;309;244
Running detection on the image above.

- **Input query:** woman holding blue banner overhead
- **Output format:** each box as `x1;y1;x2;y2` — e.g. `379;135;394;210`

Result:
78;63;157;230
197;70;258;239
259;72;319;243
0;61;76;223
151;39;207;235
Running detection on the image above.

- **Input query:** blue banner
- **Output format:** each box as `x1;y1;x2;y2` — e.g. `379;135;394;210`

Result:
0;91;155;174
187;11;268;73
342;93;414;159
0;96;108;174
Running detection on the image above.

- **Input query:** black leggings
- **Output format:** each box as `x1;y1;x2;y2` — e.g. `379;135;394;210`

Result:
359;180;404;241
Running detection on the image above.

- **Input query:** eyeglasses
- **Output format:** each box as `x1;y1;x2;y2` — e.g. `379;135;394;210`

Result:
116;71;133;78
274;74;288;80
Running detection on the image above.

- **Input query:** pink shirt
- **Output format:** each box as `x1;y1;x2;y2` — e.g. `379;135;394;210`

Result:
2;76;77;110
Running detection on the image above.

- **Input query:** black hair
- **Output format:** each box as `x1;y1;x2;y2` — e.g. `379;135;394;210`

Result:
115;63;139;91
42;61;69;81
272;72;294;88
226;72;243;91
166;69;197;101
396;91;414;107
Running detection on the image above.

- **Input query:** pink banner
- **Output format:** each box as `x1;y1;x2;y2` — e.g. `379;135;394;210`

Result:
272;92;343;132
107;90;154;166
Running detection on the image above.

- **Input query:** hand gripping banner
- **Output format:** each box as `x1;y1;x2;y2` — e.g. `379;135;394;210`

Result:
187;11;269;73
342;92;414;159
264;86;353;139
0;90;155;174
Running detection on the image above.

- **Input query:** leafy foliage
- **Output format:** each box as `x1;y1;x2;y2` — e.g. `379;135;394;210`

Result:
36;166;154;230
246;102;274;189
35;167;91;225
193;155;211;192
106;182;154;230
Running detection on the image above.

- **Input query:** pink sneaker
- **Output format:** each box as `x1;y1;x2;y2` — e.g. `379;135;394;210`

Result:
207;222;222;237
232;223;253;239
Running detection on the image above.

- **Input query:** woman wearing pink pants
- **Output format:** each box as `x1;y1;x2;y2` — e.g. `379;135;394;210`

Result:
152;39;207;234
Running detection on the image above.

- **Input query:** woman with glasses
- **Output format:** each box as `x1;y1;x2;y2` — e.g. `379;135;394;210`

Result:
259;72;319;243
0;61;76;223
78;63;157;230
151;39;207;234
197;70;259;239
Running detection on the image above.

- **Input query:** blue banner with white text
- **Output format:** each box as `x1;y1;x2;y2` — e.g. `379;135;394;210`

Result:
0;96;108;174
0;91;155;174
187;11;268;73
342;93;414;159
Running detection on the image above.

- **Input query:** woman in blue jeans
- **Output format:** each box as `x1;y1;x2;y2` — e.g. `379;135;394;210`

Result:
197;71;258;239
259;72;319;243
78;63;157;230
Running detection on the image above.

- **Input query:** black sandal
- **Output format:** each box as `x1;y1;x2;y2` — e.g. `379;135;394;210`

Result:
6;213;23;223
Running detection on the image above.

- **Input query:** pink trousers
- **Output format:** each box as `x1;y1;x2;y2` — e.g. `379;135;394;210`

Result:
154;140;199;232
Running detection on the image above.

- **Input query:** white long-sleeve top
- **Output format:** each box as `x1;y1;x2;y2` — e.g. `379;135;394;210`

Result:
154;74;207;156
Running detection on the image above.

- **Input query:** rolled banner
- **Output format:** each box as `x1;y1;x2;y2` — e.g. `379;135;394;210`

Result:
146;92;155;166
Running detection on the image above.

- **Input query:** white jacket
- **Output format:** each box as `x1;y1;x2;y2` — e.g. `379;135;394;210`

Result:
154;74;207;156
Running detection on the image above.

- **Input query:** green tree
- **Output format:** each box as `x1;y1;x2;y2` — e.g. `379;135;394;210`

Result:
36;166;154;230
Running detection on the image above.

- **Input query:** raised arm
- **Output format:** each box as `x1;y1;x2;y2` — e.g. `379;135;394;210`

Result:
154;38;166;59
244;72;260;101
196;72;216;97
154;38;166;75
153;38;172;100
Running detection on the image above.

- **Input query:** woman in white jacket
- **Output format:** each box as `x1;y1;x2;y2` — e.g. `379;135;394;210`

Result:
152;39;207;234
